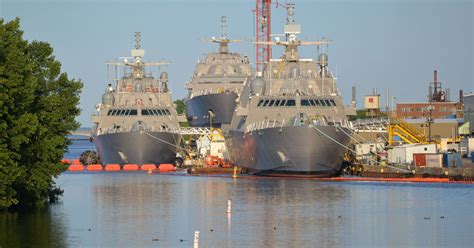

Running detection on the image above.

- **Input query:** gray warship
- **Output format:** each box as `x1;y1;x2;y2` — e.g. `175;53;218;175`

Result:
91;33;181;165
225;6;352;176
185;16;253;127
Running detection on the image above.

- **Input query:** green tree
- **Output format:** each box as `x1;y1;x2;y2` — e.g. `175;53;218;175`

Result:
174;99;186;115
0;18;82;209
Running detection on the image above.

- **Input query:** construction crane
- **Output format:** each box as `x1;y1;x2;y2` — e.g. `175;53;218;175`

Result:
255;0;272;74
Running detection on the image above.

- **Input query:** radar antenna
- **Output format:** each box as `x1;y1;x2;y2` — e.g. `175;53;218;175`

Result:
221;16;227;40
134;32;142;50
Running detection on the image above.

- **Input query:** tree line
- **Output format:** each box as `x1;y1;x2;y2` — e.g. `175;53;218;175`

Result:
0;18;82;209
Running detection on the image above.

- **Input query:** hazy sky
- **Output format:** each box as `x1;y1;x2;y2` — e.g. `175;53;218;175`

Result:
2;0;473;126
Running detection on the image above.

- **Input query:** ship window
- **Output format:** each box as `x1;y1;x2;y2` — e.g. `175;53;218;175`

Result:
309;100;317;106
129;110;137;115
286;99;296;106
257;100;264;107
279;100;286;106
107;110;113;115
118;110;124;115
320;100;327;106
124;110;130;115
269;100;275;106
275;100;281;106
301;99;311;106
263;100;270;107
141;109;150;115
330;99;336;106
154;109;161;115
324;100;331;106
155;109;162;115
165;109;171;115
111;110;118;115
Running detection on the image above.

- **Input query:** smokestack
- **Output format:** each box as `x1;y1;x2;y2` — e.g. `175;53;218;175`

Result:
460;90;464;103
428;85;433;101
352;86;356;108
433;69;438;98
446;88;450;102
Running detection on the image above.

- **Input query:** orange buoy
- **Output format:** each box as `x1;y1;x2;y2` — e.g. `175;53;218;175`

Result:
87;164;103;171
123;164;139;171
68;163;84;171
73;159;80;164
158;163;176;172
61;159;71;164
141;164;156;171
105;164;121;171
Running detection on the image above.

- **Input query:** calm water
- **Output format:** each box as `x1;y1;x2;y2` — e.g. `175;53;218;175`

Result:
1;140;473;247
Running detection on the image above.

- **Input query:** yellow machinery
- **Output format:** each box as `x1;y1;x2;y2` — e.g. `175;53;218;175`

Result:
388;118;429;145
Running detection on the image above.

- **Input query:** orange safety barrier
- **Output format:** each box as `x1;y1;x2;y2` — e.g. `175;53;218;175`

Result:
87;164;103;171
141;164;156;171
73;159;80;164
159;164;176;172
105;164;121;171
123;164;139;171
68;163;84;171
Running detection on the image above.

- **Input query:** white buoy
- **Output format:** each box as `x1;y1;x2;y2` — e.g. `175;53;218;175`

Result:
193;231;200;248
226;199;232;213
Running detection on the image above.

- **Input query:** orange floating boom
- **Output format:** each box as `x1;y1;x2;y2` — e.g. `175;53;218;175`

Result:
87;164;103;171
141;164;156;171
123;164;139;171
105;164;121;171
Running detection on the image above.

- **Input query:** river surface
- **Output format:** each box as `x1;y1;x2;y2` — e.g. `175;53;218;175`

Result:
1;139;473;247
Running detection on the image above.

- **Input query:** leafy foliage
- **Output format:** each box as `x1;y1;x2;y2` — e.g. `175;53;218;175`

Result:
174;99;186;115
0;18;82;209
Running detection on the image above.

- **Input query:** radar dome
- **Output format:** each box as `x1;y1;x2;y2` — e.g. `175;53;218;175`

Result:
160;72;168;82
250;77;266;95
102;92;115;106
288;65;300;79
134;81;143;93
318;53;328;66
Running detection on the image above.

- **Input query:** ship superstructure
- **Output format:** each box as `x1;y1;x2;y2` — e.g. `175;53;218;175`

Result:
91;33;181;165
185;16;253;127
225;5;352;176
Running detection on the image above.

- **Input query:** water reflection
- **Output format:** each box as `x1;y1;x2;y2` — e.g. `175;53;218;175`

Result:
0;206;67;247
1;174;473;247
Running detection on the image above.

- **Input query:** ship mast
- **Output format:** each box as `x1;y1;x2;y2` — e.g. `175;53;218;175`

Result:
106;32;170;79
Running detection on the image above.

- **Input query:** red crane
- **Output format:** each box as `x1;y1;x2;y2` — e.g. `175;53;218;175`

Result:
254;1;289;74
255;0;272;74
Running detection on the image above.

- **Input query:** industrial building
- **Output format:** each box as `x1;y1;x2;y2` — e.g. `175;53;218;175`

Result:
464;94;474;136
396;70;463;119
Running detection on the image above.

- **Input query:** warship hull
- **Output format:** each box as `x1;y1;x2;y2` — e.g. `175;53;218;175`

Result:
93;131;181;165
186;93;237;127
225;126;352;177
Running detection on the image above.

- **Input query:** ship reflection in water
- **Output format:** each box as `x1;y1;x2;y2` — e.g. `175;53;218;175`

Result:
1;173;473;247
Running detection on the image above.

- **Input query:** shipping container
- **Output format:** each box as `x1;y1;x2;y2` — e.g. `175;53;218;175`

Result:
442;153;462;168
426;154;443;168
413;153;427;166
388;144;438;164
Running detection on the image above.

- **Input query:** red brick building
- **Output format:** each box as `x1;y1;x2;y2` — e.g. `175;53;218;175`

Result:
396;102;463;119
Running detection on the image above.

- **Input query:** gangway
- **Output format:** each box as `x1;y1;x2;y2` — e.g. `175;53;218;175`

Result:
388;118;428;145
